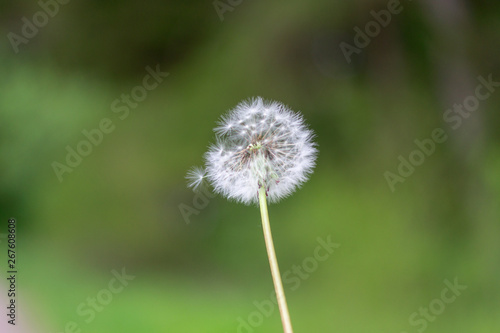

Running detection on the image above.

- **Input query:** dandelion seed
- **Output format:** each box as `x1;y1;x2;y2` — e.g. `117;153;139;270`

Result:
185;166;207;191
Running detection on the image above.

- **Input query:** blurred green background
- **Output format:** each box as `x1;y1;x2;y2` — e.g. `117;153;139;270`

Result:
1;0;499;332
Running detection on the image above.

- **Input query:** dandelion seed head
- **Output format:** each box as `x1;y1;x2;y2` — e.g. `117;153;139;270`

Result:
196;96;317;205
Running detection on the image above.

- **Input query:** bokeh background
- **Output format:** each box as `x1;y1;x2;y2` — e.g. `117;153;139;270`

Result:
1;0;499;332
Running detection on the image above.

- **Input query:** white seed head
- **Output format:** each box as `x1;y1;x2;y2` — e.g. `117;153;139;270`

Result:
188;97;317;205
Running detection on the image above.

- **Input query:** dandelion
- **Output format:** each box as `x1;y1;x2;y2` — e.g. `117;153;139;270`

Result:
186;97;317;333
196;97;317;204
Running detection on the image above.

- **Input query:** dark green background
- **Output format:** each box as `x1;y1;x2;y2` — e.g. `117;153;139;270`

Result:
1;0;499;332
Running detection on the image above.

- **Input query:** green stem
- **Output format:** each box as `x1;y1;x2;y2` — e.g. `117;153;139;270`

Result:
258;187;293;333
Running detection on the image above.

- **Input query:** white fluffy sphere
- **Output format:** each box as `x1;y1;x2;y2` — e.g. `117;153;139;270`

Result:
189;97;317;205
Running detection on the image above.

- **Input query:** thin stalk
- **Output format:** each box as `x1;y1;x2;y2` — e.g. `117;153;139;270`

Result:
258;187;293;333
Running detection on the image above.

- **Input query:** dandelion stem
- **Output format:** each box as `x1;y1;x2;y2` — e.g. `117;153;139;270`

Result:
258;187;293;333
